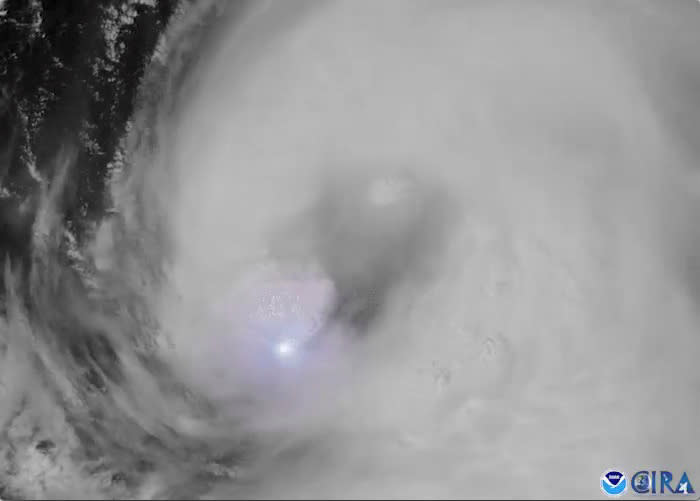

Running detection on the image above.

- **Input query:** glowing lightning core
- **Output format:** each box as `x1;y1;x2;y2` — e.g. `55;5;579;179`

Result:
276;340;295;357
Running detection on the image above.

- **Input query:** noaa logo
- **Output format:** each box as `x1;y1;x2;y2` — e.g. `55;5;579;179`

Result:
601;469;628;497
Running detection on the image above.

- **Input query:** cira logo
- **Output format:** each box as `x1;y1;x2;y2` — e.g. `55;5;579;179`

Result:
631;471;695;495
601;469;628;497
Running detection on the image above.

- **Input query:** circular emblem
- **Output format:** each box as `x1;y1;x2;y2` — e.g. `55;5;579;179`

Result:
601;469;628;497
633;471;650;493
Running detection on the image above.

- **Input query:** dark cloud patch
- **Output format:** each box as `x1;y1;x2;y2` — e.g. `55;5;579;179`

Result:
307;165;457;334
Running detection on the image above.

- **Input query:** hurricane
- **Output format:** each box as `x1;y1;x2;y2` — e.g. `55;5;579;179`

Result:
1;1;699;499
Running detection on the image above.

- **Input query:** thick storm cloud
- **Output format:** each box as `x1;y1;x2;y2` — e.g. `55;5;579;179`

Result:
1;1;700;499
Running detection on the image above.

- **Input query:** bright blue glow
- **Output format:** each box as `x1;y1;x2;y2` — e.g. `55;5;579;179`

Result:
276;340;296;357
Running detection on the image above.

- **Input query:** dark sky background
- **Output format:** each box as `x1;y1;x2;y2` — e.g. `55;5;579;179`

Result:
0;0;178;288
